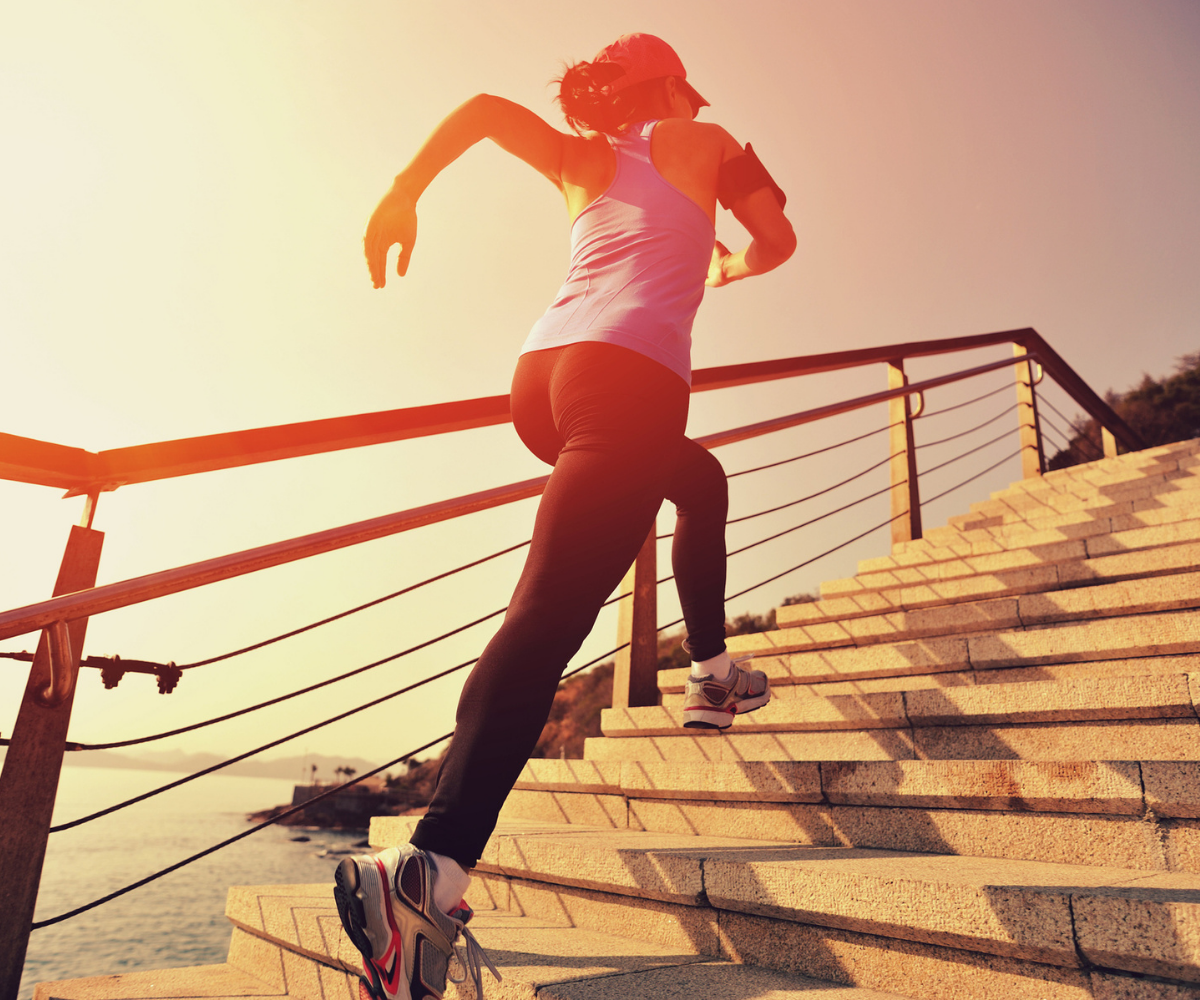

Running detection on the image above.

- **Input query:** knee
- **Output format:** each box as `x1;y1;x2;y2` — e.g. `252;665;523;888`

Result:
672;448;728;517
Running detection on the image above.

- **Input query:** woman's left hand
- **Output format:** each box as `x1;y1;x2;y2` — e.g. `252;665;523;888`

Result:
705;240;732;288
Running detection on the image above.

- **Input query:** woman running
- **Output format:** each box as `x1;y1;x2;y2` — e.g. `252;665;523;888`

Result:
335;33;795;1000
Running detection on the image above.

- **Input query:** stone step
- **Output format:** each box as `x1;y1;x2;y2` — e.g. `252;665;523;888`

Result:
500;759;1200;873
32;960;911;1000
910;500;1200;571
181;880;910;1000
949;473;1200;533
607;673;1199;738
865;502;1200;575
715;607;1200;694
777;565;1200;637
784;540;1200;620
823;518;1200;600
365;819;1200;999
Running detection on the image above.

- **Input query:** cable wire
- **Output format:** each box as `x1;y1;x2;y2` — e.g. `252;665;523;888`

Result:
723;449;898;527
31;734;452;930
920;447;1023;507
916;402;1018;450
65;609;507;752
50;658;478;831
724;420;900;480
917;426;1016;479
920;380;1012;419
179;540;530;669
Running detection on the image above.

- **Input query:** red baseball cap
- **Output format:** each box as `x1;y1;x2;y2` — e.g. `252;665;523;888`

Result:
593;33;710;111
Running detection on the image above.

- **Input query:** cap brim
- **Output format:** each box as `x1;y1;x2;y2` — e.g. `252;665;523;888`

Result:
679;78;710;110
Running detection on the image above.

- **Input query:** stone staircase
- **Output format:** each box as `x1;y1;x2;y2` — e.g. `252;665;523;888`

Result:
35;440;1200;1000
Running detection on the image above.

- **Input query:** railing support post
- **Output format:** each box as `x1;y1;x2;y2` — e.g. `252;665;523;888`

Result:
1102;426;1118;459
0;523;104;1000
887;360;922;548
1013;344;1046;478
612;527;658;709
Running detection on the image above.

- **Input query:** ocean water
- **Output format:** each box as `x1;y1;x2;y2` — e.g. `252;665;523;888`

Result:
20;766;365;1000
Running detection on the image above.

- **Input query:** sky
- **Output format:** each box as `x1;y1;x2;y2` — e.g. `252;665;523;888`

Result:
2;0;1199;775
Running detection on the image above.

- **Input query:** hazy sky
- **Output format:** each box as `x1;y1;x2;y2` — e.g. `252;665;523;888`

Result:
2;0;1198;773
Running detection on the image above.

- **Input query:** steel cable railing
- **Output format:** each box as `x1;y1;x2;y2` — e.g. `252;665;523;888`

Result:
1;330;1149;975
30;733;453;929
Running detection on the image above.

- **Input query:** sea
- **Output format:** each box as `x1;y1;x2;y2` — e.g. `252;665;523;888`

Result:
19;765;365;1000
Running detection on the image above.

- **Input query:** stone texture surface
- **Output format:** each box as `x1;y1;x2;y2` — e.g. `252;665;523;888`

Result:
627;799;835;843
499;789;628;828
827;805;1166;871
1017;573;1200;624
481;872;722;955
968;612;1200;668
907;675;1195;726
1073;875;1200;981
514;759;621;793
1061;542;1200;585
601;692;907;738
1144;763;1200;818
32;965;288;1000
720;909;1093;1000
534;962;912;999
912;719;1200;761
1090;971;1200;999
822;760;1145;813
618;760;822;801
583;727;918;762
705;848;1142;966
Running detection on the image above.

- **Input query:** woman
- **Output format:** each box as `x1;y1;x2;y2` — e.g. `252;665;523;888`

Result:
335;33;795;1000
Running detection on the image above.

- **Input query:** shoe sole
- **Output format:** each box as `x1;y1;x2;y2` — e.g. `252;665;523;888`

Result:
683;690;770;730
335;857;400;1000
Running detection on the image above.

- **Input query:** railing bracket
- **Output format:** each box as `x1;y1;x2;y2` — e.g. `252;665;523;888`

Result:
33;620;76;709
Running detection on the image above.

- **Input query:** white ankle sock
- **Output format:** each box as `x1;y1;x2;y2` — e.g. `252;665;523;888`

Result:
426;850;472;914
691;651;734;683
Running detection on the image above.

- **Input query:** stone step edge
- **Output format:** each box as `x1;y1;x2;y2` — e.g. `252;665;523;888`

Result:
767;552;1200;636
468;869;1189;1000
510;758;1198;818
608;672;1199;738
221;882;916;1000
367;818;1200;981
776;570;1200;644
864;504;1200;576
820;531;1200;602
31;964;289;1000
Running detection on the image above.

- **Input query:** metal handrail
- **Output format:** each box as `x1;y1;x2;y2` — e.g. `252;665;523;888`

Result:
0;342;1141;642
0;327;1140;496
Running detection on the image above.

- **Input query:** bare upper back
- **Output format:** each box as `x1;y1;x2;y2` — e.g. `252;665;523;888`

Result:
559;119;738;225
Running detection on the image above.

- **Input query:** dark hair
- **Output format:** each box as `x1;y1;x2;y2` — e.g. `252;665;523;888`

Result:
556;59;670;135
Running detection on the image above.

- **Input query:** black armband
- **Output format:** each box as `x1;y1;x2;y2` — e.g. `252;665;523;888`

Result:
717;143;786;211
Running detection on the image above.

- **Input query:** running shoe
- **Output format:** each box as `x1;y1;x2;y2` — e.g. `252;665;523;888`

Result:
682;661;770;729
334;844;499;1000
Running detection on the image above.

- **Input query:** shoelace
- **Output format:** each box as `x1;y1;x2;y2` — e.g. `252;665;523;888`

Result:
448;925;502;996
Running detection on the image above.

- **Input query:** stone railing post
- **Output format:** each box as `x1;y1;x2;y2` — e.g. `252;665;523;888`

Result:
612;527;658;708
1013;344;1046;478
887;359;923;548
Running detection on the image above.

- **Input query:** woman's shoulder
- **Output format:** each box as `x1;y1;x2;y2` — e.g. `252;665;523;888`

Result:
654;119;742;158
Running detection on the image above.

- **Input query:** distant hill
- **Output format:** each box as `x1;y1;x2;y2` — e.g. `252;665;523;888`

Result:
0;747;381;783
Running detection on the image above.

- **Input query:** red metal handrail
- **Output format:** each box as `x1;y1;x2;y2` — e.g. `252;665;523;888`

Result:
0;327;1141;497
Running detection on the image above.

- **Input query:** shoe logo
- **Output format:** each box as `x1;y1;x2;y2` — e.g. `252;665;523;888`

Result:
702;683;728;704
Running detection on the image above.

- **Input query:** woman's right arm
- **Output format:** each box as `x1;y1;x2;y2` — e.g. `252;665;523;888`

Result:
365;95;569;287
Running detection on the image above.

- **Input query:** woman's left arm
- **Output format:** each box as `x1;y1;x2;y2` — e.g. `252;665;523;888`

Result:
365;95;568;287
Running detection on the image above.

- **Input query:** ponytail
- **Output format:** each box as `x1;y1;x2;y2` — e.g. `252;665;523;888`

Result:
556;59;666;135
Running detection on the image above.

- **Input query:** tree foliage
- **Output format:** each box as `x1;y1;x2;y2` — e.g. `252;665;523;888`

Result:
1049;352;1200;470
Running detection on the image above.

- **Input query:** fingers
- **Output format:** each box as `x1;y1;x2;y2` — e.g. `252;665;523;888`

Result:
396;241;413;278
364;228;388;289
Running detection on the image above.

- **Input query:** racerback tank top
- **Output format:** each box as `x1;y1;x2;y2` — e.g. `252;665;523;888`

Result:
519;120;716;385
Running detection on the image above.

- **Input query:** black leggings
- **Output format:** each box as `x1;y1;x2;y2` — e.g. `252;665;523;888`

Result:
410;341;728;867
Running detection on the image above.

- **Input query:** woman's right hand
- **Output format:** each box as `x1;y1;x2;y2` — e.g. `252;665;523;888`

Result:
364;185;418;288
